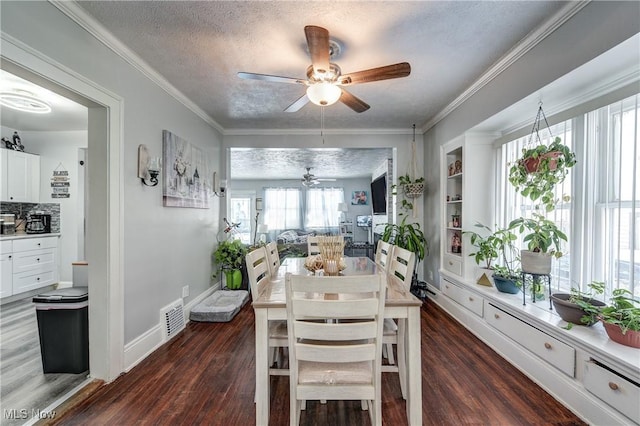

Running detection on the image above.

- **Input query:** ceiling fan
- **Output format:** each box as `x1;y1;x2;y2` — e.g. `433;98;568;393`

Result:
301;167;336;187
238;25;411;113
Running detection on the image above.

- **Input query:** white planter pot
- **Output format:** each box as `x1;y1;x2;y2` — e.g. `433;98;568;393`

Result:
521;250;552;274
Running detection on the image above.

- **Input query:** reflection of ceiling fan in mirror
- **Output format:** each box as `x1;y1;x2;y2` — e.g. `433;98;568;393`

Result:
301;167;336;187
238;25;411;113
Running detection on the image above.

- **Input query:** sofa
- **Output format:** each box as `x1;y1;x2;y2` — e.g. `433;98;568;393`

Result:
275;229;317;258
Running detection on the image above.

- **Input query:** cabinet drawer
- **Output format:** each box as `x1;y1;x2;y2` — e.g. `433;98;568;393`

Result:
443;255;462;275
0;240;12;254
584;361;640;422
442;280;483;317
13;236;57;252
485;303;575;376
13;269;56;293
13;249;56;274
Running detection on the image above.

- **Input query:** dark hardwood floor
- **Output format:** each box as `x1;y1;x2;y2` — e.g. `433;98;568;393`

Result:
41;300;586;425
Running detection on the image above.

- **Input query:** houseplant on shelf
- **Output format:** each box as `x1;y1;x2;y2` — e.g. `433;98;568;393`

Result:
212;239;248;290
508;136;576;212
487;226;521;294
463;222;512;286
551;281;607;327
578;283;640;348
508;213;567;275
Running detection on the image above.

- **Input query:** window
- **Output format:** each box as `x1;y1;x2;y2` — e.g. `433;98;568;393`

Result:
229;197;251;244
496;94;639;298
305;187;344;229
263;188;301;231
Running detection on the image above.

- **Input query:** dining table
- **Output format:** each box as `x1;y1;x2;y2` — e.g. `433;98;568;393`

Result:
252;256;423;425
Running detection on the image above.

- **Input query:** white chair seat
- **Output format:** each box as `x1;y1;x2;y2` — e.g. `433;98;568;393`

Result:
299;360;372;385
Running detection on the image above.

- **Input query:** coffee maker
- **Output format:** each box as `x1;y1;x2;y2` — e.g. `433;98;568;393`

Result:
26;213;51;234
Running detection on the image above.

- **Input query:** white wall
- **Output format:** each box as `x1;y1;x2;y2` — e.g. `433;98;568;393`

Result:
422;2;640;289
1;2;224;346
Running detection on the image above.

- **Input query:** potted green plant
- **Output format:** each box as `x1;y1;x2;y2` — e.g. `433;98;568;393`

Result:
508;137;576;212
578;284;640;348
464;222;503;286
381;216;428;262
551;281;607;327
397;174;425;199
487;226;521;294
509;213;567;275
213;239;248;290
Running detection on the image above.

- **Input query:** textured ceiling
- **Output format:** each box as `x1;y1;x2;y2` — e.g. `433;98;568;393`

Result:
75;0;568;131
230;147;392;180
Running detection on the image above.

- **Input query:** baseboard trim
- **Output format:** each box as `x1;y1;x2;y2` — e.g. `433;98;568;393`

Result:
123;283;222;371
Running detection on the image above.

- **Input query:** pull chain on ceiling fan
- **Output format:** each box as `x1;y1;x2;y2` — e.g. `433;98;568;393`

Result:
238;25;411;113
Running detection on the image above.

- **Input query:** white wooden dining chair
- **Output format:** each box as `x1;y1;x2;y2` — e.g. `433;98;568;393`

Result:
375;240;393;271
245;247;288;376
306;236;320;255
382;245;416;399
265;241;280;277
285;272;386;426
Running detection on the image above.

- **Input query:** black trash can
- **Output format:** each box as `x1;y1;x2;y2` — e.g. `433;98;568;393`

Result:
33;287;89;374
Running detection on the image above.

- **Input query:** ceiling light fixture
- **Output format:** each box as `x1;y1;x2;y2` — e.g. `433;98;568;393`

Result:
0;91;51;113
306;82;341;106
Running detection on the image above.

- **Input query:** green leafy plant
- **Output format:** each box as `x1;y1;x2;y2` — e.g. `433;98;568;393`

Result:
508;137;576;212
212;239;247;277
392;174;425;215
464;223;517;270
578;283;640;334
381;216;428;262
509;213;567;256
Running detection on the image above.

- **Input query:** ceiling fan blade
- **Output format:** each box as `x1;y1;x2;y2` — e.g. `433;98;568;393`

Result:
284;94;310;113
237;72;306;85
304;26;330;77
338;62;411;86
317;178;337;182
340;89;370;113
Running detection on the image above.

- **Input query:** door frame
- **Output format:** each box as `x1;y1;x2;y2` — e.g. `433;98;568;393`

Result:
1;34;124;381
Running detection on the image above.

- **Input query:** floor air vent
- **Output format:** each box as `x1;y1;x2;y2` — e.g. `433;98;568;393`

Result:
160;299;185;341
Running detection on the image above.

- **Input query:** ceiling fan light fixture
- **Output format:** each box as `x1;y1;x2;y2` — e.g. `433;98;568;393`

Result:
306;82;341;106
0;91;51;113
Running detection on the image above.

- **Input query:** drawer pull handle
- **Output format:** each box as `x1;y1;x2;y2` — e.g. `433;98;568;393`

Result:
494;314;500;319
36;258;40;262
469;297;474;302
445;285;449;289
608;382;619;391
544;342;552;350
8;255;11;259
448;261;453;266
37;243;41;246
37;277;40;281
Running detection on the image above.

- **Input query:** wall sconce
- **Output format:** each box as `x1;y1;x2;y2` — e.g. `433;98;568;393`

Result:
213;171;227;197
138;144;162;187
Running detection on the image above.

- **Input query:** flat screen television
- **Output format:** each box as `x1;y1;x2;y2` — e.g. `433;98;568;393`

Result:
370;174;387;214
356;215;372;227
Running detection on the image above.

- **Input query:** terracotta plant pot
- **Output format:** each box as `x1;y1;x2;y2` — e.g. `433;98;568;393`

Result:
521;250;552;275
493;276;520;294
601;321;640;349
521;151;562;174
550;293;606;326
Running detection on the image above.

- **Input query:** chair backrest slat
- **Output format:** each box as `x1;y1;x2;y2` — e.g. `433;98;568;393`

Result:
375;240;393;271
265;241;280;277
245;247;270;296
388;245;416;289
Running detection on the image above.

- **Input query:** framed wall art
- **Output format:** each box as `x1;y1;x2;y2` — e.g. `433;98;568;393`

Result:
162;130;211;208
351;190;368;205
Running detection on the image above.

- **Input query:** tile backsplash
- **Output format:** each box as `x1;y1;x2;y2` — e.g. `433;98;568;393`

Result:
0;202;61;233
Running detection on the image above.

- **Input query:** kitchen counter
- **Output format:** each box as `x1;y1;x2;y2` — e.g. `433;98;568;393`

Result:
0;233;60;240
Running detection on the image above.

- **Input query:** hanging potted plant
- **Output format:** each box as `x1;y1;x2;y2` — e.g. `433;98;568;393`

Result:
509;213;567;275
398;174;425;198
578;284;640;348
213;239;248;290
508;105;576;212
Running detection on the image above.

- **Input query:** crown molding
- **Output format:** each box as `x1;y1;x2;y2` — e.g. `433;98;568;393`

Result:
421;0;590;133
223;127;414;136
50;1;224;134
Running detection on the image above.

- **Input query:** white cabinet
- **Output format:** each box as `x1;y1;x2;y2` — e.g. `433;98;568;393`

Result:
0;236;58;298
0;240;13;298
440;134;494;282
584;360;640;422
340;222;353;241
485;302;576;377
0;149;40;202
442;278;483;317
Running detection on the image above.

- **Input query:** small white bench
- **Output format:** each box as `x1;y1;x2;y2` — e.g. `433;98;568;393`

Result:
189;290;249;323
